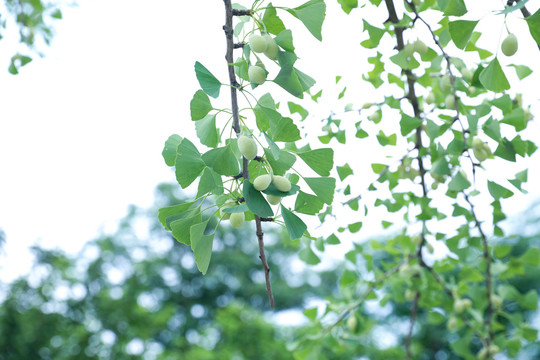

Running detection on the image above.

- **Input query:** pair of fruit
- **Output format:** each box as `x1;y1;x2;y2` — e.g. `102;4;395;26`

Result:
403;39;428;57
247;34;279;85
472;138;492;162
254;173;292;205
453;298;472;314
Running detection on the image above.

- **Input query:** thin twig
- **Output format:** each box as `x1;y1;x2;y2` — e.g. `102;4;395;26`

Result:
464;193;494;354
323;264;401;333
223;0;274;307
384;1;427;356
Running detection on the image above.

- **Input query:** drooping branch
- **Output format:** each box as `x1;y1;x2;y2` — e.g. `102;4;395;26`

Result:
223;0;275;308
465;194;494;353
384;1;428;357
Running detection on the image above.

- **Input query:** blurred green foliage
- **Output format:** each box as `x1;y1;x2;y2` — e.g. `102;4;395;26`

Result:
0;183;338;359
1;0;64;73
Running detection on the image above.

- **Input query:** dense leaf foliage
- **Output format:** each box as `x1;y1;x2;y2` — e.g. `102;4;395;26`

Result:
160;0;540;358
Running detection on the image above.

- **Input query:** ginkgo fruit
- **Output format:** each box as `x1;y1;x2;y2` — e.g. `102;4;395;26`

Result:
229;212;245;228
445;94;455;109
413;39;428;54
263;34;278;60
267;194;281;205
472;138;491;162
238;135;258;160
249;34;267;53
501;33;518;56
439;75;451;92
220;201;236;220
346;315;358;332
272;175;292;192
248;65;267;85
253;174;272;191
425;92;435;105
453;298;472;314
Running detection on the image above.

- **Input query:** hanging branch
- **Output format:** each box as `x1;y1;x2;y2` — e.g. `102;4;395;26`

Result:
222;0;275;308
384;1;428;357
464;194;494;353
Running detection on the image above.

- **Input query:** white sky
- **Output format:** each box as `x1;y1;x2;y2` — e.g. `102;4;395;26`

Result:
0;1;539;283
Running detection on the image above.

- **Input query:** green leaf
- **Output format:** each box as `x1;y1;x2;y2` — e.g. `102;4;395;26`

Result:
526;8;540;48
162;134;183;166
361;20;385;49
488;181;514;200
194;61;221;98
400;114;422;136
443;0;467;16
197;167;223;197
254;93;282;132
158;202;195;230
304;177;336;205
274;30;295;52
175;138;206;188
281;204;307;240
191;220;214;275
202;145;240;176
288;102;309;121
338;0;357;14
195;114;219;148
170;213;202;245
521;247;540;265
274;56;304;98
270;116;301;142
51;9;63;19
190;90;212;121
262;4;286;35
449;20;478;49
264;132;280;159
222;203;249;213
337;164;353;181
243;180;274;217
509;64;533;80
494;138;516;162
348;222;362;233
479;58;510;92
508;169;528;193
264;148;296;176
430;157;451;176
482;117;501;141
448;171;470;192
262;182;300;197
299;245;321;265
295;191;324;215
287;0;326;41
297;148;333;176
498;0;530;14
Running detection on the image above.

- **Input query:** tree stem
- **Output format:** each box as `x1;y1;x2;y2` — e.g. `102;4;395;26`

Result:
223;0;275;308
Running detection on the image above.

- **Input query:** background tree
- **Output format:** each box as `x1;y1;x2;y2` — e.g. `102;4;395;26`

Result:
0;0;65;73
0;183;339;360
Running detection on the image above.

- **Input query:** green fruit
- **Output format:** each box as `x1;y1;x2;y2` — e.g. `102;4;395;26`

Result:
346;315;358;332
501;33;518;56
426;92;435;105
462;68;474;83
426;242;434;254
405;289;416;301
220;201;236;220
462;298;472;309
404;43;415;58
477;344;500;360
229;212;245;229
413;39;428;54
453;299;466;314
368;111;381;123
238;135;258;160
400;263;421;277
439;75;451;92
491;294;503;309
272;175;292;192
248;65;267;85
411;234;422;247
472;138;490;162
447;316;458;331
445;94;455;109
253;174;272;191
267;194;281;205
249;34;267;53
263;34;278;60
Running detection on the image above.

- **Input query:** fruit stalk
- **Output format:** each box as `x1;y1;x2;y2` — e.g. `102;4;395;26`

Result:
223;0;275;307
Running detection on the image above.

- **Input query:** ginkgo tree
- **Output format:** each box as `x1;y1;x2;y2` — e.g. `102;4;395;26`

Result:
160;0;540;358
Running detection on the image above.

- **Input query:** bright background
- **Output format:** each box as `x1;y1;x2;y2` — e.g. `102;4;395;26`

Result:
1;0;539;283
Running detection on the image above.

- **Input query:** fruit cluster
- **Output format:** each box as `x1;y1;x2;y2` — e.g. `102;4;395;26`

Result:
247;34;279;85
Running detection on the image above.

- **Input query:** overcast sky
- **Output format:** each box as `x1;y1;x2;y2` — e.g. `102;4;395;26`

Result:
1;0;539;283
